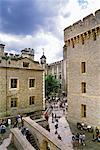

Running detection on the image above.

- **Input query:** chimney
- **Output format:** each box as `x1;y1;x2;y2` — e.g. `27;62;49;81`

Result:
0;44;5;57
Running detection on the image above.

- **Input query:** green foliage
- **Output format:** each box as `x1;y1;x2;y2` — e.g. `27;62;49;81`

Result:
45;74;60;97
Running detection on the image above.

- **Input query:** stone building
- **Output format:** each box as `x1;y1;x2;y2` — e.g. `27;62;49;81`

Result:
64;9;100;127
47;60;66;95
0;44;44;118
39;50;67;96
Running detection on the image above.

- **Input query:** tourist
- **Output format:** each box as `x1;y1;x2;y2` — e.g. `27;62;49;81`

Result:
21;127;26;135
82;133;86;145
79;133;83;145
45;112;49;121
97;134;100;142
55;129;58;134
51;105;53;110
54;113;57;119
52;112;54;123
8;118;11;128
72;133;76;146
0;125;6;134
72;133;75;141
95;127;99;137
63;108;65;115
58;134;62;140
75;133;79;146
17;115;22;128
55;122;58;130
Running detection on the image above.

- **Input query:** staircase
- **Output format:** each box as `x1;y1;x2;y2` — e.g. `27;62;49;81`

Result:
26;132;40;150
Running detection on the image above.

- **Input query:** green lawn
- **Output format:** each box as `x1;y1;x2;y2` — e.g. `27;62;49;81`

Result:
69;122;100;150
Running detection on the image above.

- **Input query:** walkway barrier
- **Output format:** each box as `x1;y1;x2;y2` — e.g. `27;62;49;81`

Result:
23;117;72;150
11;128;36;150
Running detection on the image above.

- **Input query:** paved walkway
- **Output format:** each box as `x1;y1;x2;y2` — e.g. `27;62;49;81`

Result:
48;104;73;149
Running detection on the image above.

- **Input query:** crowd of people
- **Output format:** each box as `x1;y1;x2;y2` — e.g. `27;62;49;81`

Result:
72;132;86;146
0;114;23;135
44;99;67;141
45;97;100;149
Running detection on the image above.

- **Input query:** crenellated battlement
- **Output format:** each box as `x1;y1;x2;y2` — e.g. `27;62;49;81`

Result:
64;9;100;42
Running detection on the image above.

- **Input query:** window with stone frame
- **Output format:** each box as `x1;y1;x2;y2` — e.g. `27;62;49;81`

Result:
81;82;86;93
23;62;29;67
81;104;86;117
81;62;86;73
11;98;17;107
29;79;35;88
11;79;18;88
29;96;35;105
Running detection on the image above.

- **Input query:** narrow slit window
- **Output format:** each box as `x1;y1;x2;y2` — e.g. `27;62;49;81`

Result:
81;62;86;73
81;82;86;93
81;104;86;117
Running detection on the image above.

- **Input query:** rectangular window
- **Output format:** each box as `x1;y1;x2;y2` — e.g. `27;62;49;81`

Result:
29;96;35;105
29;79;35;88
11;98;17;107
81;104;86;117
81;62;86;73
11;79;18;88
82;82;86;93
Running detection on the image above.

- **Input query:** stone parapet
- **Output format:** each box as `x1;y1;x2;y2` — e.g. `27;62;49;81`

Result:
11;128;35;150
23;117;73;150
64;9;100;42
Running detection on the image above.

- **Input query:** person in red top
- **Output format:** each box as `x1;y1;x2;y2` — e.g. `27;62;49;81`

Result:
45;112;49;121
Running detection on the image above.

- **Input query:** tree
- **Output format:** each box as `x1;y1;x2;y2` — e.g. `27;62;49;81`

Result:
45;74;60;97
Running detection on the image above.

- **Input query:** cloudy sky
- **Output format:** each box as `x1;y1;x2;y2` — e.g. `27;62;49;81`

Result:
0;0;100;63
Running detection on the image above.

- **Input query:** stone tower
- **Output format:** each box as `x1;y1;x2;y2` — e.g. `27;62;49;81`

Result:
40;49;46;70
21;48;34;60
64;9;100;127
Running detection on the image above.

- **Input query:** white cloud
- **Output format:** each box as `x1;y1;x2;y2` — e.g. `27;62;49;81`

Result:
0;0;100;63
0;30;63;63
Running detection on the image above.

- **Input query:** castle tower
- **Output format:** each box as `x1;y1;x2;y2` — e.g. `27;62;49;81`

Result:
40;49;46;70
21;48;34;60
0;44;5;57
64;9;100;127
